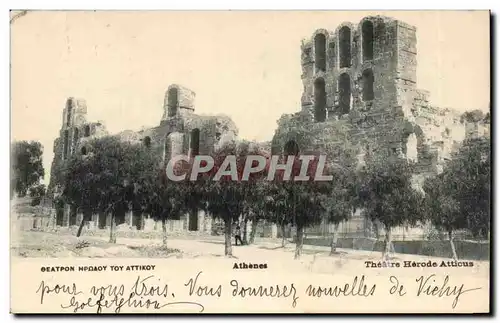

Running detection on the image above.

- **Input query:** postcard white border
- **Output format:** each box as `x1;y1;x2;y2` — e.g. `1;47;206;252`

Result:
3;1;498;322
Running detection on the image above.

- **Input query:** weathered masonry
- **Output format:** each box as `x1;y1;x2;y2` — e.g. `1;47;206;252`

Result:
299;15;489;176
48;85;239;233
282;15;490;239
47;15;489;238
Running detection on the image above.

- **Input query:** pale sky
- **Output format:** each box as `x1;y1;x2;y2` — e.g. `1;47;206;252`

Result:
11;11;490;183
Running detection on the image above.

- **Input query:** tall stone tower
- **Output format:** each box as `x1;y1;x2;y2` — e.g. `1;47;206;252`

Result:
300;16;418;159
60;97;89;160
162;84;196;120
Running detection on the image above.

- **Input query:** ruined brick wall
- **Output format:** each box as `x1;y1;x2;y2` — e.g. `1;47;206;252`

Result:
299;16;415;164
297;15;481;178
48;98;109;196
161;84;196;120
48;85;239;196
47;84;239;232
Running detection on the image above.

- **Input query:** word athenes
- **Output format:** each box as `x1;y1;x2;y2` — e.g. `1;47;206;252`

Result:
364;260;474;269
166;155;333;182
233;262;268;270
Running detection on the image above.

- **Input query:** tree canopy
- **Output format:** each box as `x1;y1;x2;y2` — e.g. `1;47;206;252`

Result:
62;136;160;241
423;136;490;239
11;140;45;198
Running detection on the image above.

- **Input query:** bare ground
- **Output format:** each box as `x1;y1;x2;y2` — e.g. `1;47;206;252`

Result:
11;231;182;258
11;230;490;280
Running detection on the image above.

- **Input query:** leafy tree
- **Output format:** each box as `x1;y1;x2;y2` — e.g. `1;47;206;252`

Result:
291;157;332;259
244;169;295;249
195;140;269;257
28;183;46;206
260;153;332;259
450;137;491;238
148;159;201;248
423;136;490;259
357;158;424;259
63;136;158;242
11;140;45;198
322;165;357;255
483;112;490;123
461;109;485;123
271;112;357;259
423;176;463;260
239;176;279;245
320;129;359;255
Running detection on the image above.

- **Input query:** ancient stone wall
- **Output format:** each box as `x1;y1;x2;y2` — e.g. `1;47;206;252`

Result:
48;84;239;233
297;15;485;177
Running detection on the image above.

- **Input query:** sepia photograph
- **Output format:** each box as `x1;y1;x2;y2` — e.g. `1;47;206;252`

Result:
9;10;491;314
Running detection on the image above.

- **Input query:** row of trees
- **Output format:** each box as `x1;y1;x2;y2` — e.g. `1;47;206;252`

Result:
59;116;490;260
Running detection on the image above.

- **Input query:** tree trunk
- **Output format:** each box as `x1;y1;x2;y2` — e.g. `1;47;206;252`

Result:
76;217;85;238
76;211;91;238
224;217;233;257
373;221;380;239
448;230;458;260
242;218;249;245
294;223;304;260
109;213;116;244
281;221;287;248
162;217;168;247
382;227;392;260
249;219;258;245
330;223;340;255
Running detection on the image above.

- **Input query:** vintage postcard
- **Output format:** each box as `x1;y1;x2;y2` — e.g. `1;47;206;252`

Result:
10;10;491;314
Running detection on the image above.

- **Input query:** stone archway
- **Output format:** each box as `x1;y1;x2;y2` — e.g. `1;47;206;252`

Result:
314;33;327;72
362;20;374;61
339;26;351;68
314;78;327;122
168;88;179;117
402;122;424;163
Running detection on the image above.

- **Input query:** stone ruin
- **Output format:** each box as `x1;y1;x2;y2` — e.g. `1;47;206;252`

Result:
298;15;488;180
47;84;238;233
278;15;490;239
46;15;490;239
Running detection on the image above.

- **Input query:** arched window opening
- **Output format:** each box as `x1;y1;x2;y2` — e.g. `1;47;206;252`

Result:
81;146;87;155
339;26;351;68
314;33;327;72
362;68;374;101
338;73;351;115
72;128;79;153
72;128;79;155
314;78;327;122
144;136;151;148
362;20;374;61
403;133;418;162
164;133;172;161
66;100;72;127
190;128;200;158
63;130;69;160
168;88;179;117
84;125;91;137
